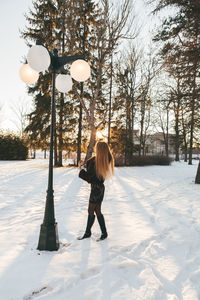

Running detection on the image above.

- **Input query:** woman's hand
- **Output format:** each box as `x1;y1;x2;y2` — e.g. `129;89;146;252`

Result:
78;160;83;170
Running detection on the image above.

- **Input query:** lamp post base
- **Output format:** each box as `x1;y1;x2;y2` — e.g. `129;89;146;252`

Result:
37;223;59;251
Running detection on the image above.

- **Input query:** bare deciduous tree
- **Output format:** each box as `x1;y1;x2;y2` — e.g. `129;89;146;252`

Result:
11;98;30;137
74;0;135;161
137;51;159;156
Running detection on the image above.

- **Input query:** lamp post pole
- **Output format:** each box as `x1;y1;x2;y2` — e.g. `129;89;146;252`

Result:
37;48;84;251
37;69;58;250
20;44;90;251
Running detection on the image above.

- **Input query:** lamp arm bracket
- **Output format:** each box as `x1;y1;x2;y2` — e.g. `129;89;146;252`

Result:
51;54;85;72
35;41;85;72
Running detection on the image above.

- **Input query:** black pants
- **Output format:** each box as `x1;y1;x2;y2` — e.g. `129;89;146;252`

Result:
88;183;105;217
88;202;102;217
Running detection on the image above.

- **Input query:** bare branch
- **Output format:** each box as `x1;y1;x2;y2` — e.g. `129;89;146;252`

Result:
73;83;91;124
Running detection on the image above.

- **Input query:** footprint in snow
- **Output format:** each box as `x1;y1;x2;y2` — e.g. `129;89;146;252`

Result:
80;265;101;280
116;256;140;269
60;241;71;248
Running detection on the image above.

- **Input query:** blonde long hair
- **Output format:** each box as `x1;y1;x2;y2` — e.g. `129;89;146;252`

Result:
95;142;114;180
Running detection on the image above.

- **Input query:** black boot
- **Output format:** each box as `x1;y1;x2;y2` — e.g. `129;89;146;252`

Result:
77;215;95;240
97;214;108;241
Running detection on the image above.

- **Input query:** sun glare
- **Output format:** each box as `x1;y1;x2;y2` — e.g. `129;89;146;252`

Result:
96;129;108;140
96;131;104;139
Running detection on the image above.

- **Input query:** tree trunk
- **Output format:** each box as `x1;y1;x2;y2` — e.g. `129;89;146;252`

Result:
128;123;133;162
139;104;145;157
54;112;58;167
108;53;113;145
77;3;87;164
165;107;169;157
174;101;180;161
57;30;66;168
58;94;64;167
131;96;135;156
142;141;146;156
184;148;188;162
85;126;97;162
130;87;135;159
125;99;133;165
188;60;197;165
181;109;187;162
125;114;128;165
188;97;195;165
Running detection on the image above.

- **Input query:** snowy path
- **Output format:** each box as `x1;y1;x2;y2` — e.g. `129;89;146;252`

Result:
0;159;200;300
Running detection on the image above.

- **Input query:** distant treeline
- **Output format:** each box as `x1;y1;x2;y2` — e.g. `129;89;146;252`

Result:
17;0;199;167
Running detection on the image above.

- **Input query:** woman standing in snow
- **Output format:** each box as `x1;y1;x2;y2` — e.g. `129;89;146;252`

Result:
78;141;114;241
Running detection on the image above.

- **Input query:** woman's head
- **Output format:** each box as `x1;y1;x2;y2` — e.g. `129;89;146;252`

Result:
95;141;114;180
96;141;110;157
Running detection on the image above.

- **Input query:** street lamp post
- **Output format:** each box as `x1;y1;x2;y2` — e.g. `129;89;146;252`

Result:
20;44;90;251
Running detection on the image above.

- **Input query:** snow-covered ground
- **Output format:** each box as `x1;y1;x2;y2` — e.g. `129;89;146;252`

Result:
0;159;200;300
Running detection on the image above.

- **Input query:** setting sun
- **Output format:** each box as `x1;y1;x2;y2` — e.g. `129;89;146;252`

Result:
96;129;108;140
96;131;104;139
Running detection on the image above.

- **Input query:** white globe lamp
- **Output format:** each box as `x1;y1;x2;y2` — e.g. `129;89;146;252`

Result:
27;45;51;72
19;64;39;85
70;59;90;82
55;74;73;93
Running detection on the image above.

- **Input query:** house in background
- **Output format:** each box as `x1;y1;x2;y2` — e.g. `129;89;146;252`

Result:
133;131;176;155
147;132;176;155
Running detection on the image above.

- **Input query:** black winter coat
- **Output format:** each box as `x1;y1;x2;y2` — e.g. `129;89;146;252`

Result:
79;157;105;203
79;157;104;185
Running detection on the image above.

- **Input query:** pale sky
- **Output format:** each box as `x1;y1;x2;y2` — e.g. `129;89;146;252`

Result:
0;0;33;131
0;0;162;133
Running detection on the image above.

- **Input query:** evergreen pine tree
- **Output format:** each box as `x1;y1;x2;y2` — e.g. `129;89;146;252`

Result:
21;0;58;162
